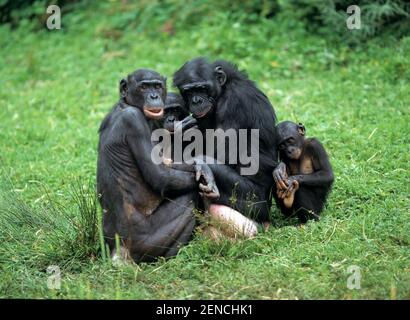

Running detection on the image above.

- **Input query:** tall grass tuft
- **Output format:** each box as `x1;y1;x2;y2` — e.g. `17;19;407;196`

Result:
0;173;101;272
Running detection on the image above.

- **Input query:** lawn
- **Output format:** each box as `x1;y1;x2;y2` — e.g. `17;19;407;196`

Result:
0;2;409;299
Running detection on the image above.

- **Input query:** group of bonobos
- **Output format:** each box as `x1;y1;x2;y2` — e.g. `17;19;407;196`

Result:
96;57;334;263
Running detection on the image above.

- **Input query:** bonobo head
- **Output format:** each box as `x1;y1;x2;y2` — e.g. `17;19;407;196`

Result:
120;69;166;120
163;93;189;133
173;57;227;119
276;121;306;161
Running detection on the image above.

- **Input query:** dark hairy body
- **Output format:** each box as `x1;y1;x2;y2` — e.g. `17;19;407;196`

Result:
97;69;211;263
173;57;278;223
273;121;334;222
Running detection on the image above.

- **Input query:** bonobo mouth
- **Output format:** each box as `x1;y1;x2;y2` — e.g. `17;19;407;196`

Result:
143;107;164;120
193;105;213;119
289;149;302;160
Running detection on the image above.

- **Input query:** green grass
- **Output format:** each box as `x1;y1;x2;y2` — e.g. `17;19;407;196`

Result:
0;2;409;299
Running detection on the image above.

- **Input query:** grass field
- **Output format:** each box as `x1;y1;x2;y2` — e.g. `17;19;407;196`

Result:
0;2;409;299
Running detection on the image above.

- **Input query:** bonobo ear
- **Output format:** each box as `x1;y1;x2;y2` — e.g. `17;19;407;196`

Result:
298;123;306;136
214;66;227;86
119;78;127;99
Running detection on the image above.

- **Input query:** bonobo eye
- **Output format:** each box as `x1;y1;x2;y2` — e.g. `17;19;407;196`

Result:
154;84;161;90
287;137;295;144
141;84;148;90
279;144;285;150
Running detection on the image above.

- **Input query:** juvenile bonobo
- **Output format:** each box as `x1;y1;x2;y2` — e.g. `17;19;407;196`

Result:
97;69;216;263
159;92;190;166
163;92;190;134
161;92;196;163
161;92;220;200
273;121;334;223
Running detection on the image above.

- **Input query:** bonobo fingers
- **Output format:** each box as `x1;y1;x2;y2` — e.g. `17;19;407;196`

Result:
277;188;286;199
175;115;198;132
284;179;299;198
199;182;213;193
194;162;212;184
195;165;201;182
276;180;287;191
199;182;220;199
273;162;288;189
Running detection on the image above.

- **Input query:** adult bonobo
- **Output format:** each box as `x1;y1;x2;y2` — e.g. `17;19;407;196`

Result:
97;69;215;263
173;57;278;232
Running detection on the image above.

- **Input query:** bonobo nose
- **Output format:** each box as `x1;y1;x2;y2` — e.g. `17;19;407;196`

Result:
192;96;203;104
287;148;294;157
167;116;175;122
150;93;159;99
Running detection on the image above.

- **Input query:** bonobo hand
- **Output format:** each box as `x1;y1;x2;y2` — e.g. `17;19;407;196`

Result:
194;160;220;200
273;161;288;190
174;115;198;132
277;176;299;199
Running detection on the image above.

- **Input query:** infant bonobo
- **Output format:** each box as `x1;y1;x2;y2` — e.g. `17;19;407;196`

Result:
161;92;219;200
273;121;334;223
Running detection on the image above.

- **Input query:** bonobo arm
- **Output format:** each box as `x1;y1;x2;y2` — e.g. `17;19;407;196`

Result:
292;139;334;187
197;156;262;206
211;164;259;194
122;109;197;196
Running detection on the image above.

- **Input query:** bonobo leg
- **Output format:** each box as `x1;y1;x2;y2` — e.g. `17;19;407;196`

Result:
127;192;197;262
207;204;259;239
193;157;260;240
293;186;326;223
112;246;132;265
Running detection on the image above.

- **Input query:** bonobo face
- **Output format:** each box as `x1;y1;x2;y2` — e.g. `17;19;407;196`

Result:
173;58;226;119
120;69;166;120
276;121;306;161
163;93;189;133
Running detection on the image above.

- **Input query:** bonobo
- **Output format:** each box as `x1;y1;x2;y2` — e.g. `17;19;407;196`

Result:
173;57;277;238
273;121;334;223
97;69;216;263
161;92;196;163
163;92;190;134
161;92;220;200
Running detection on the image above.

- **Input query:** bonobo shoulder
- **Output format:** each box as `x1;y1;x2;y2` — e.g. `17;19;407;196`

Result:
305;138;327;156
118;105;145;129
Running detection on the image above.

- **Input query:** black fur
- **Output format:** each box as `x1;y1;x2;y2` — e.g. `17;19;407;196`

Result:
273;121;334;222
97;69;204;263
173;57;278;222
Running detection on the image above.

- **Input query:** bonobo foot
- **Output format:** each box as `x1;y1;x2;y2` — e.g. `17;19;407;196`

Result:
208;204;259;239
277;180;299;208
111;245;132;266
